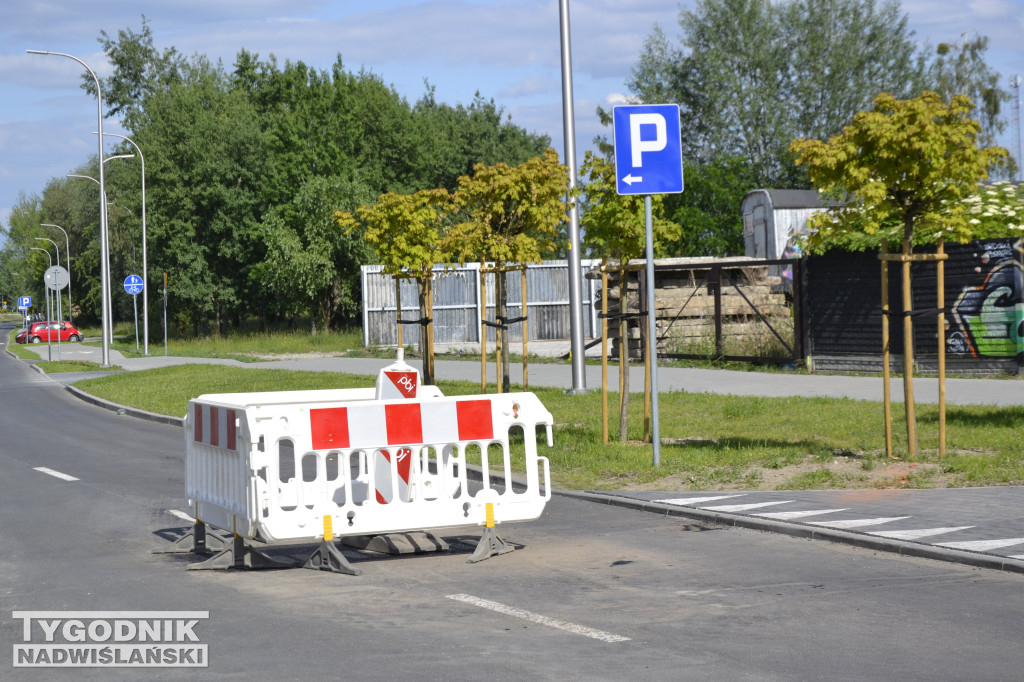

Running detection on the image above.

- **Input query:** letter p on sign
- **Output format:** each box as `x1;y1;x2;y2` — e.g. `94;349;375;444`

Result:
629;113;667;167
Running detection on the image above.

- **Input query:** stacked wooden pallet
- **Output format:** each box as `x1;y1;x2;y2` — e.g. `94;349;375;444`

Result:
589;258;789;358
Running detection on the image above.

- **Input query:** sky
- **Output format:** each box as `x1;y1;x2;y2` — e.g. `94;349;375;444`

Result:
1;0;1023;233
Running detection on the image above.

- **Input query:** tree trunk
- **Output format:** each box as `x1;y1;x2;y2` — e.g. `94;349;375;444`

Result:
497;271;511;392
418;277;434;385
901;237;918;455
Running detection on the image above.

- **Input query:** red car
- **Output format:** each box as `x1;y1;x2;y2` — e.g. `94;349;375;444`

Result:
15;321;83;344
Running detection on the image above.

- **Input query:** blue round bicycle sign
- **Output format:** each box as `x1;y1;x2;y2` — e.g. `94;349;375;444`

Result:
124;274;144;296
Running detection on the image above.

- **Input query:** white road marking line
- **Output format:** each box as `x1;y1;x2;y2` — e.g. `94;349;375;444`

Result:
167;509;194;522
933;538;1024;551
867;526;974;540
652;494;745;506
1009;555;1024;560
809;516;911;529
446;594;630;643
33;467;79;482
753;508;849;520
699;500;795;512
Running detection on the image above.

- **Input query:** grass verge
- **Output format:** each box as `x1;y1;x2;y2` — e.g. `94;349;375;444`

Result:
71;364;1024;491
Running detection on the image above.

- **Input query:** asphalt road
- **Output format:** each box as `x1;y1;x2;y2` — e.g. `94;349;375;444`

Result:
3;332;1024;679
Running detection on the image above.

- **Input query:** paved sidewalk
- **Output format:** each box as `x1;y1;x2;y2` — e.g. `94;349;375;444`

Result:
24;340;1024;406
13;340;1024;573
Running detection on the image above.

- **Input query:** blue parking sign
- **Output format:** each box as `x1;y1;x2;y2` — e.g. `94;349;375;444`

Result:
613;104;684;196
17;296;31;310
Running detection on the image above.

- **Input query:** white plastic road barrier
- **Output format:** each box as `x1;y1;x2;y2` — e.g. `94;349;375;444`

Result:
172;354;553;575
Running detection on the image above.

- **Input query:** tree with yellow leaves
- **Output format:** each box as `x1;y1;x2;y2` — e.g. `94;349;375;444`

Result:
791;91;1007;456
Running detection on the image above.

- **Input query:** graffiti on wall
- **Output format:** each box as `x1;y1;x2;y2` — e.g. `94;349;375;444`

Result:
947;239;1024;357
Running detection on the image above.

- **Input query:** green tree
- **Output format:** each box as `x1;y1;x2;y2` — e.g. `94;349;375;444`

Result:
930;33;1012;172
791;91;1007;456
629;0;928;188
134;59;269;337
579;152;679;262
335;188;454;382
790;92;1007;251
579;152;681;441
412;88;551;191
252;175;375;331
87;15;186;127
25;19;554;341
663;157;758;257
450;148;569;391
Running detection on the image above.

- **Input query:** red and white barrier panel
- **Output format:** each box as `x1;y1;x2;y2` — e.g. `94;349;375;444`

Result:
185;390;553;545
192;403;238;450
308;398;496;451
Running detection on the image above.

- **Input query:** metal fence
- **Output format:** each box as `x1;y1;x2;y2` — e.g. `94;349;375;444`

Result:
360;260;601;347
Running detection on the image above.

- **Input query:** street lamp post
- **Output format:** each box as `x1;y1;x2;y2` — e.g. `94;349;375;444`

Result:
29;49;111;367
68;154;133;345
558;0;587;394
29;246;54;361
34;236;63;324
67;173;114;344
100;132;150;355
41;224;71;325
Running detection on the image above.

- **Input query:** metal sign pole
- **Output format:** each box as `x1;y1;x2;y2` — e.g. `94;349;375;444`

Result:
163;272;169;356
133;292;139;350
643;195;661;467
612;104;681;467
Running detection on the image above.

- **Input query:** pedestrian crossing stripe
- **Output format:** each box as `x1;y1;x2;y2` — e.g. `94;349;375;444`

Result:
753;509;848;520
808;517;911;529
866;526;974;540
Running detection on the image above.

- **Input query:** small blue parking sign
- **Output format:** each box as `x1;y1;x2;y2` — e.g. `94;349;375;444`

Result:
18;296;31;310
613;104;684;196
124;274;144;296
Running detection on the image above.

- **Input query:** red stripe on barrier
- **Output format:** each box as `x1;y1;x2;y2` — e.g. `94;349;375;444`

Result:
385;403;422;445
194;403;203;443
457;399;493;441
227;409;237;450
310;407;350;450
210;406;220;447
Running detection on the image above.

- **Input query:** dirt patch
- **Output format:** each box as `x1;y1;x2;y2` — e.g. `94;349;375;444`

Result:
242;351;349;360
609;454;959;492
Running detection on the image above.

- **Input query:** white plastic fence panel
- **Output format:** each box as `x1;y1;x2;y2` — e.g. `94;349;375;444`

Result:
185;391;552;544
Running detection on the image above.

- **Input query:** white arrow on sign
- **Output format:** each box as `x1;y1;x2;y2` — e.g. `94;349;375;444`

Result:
622;174;643;186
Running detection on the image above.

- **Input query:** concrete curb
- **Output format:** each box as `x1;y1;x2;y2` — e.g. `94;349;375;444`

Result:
64;384;185;427
556;490;1024;575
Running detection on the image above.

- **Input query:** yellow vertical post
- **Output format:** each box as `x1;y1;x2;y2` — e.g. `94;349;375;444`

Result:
618;267;628;442
480;266;487;394
601;263;609;445
902;239;918;457
521;267;529;390
937;240;946;460
881;240;892;458
396;277;403;350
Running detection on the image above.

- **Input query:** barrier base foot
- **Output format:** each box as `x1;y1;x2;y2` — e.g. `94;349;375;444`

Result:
187;536;297;571
304;541;362;576
342;532;449;555
467;527;515;563
153;522;229;555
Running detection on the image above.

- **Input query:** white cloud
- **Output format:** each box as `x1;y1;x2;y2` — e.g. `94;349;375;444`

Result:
968;0;1018;18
